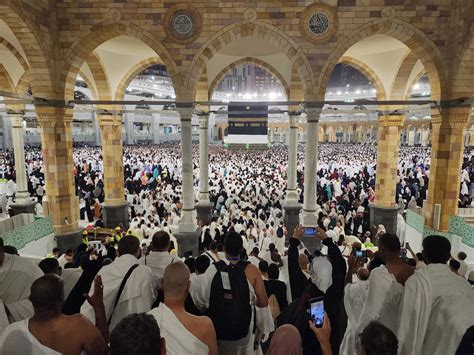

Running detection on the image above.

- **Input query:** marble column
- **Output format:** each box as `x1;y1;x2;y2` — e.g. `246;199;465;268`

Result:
175;107;200;257
196;112;213;224
98;112;129;229
301;108;320;226
424;107;470;230
36;107;81;251
284;112;302;239
299;108;321;252
9;110;36;215
370;114;405;234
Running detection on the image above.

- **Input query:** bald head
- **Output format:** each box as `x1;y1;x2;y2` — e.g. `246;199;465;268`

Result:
162;262;190;299
357;267;370;281
299;254;309;271
29;274;64;312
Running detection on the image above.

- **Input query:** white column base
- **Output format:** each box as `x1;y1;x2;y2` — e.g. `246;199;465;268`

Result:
300;209;319;227
285;190;299;205
198;192;210;204
178;209;198;233
15;191;32;204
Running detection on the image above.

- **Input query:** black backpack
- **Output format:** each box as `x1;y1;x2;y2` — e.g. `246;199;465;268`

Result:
276;226;284;238
208;260;252;341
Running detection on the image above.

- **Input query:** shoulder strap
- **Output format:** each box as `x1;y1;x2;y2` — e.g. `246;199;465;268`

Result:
107;264;139;326
214;260;227;272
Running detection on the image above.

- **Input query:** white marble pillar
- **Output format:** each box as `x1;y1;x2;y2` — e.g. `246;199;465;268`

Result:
198;114;210;203
301;108;321;227
286;113;299;205
177;108;197;233
10;112;30;202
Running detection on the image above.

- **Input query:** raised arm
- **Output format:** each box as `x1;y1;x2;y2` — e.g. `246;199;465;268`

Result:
288;224;309;300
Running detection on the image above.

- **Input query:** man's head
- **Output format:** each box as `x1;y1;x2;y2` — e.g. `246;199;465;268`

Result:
378;233;400;261
357;267;370;281
449;259;460;274
268;263;279;280
298;253;309;271
118;235;140;258
223;232;243;257
162;262;190;301
152;231;171;252
360;321;398;355
458;251;467;261
259;260;269;275
110;313;166;355
195;255;210;275
422;235;451;264
29;274;64;313
38;258;62;276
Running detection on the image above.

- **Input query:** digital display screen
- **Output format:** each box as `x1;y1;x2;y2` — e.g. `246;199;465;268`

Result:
310;298;324;328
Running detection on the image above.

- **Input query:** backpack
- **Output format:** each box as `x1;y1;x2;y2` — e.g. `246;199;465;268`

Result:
208;260;252;341
276;226;284;238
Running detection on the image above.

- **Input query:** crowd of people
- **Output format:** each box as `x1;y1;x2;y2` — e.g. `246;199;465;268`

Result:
1;225;473;354
0;142;473;354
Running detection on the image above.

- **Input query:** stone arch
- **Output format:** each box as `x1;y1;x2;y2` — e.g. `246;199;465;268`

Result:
339;56;387;100
207;57;291;99
318;17;446;101
78;70;99;101
0;36;29;71
450;36;474;98
14;70;33;95
0;64;14;92
391;52;419;100
85;52;111;100
115;56;164;101
185;20;315;100
61;21;179;102
0;3;53;98
405;68;427;100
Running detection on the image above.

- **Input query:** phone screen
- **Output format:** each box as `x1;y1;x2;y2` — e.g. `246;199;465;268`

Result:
355;250;367;257
303;227;317;237
309;297;324;328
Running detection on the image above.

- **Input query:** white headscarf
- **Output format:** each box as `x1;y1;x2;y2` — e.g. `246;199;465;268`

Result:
310;256;333;293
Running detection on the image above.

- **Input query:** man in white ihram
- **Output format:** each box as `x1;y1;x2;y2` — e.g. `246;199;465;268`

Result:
148;261;218;355
397;235;474;355
81;235;156;331
0;237;43;323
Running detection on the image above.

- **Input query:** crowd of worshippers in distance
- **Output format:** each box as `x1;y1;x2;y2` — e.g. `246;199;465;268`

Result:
0;142;473;355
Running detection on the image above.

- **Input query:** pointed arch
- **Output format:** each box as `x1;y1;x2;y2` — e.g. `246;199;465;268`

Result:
339;56;387;100
85;52;111;101
390;52;419;100
114;56;164;101
0;3;53;98
61;21;179;102
185;20;315;100
207;57;290;99
319;17;446;101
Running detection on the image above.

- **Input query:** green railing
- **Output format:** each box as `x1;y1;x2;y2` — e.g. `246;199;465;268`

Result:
0;216;54;250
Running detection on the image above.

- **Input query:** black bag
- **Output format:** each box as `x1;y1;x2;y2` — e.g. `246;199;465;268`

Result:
207;260;251;341
276;226;284;238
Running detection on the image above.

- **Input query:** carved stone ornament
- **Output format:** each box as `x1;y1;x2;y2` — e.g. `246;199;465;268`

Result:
300;2;339;44
163;4;202;45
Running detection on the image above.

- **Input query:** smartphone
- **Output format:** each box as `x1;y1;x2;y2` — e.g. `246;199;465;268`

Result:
354;250;367;258
303;227;318;237
309;296;325;328
400;248;407;258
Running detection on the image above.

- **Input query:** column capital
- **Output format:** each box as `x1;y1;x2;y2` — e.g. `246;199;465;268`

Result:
378;114;405;127
7;110;25;128
177;108;193;121
305;107;322;122
35;107;74;127
289;113;300;128
97;113;122;127
198;114;209;129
